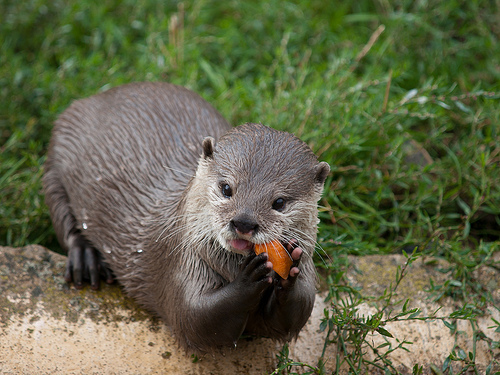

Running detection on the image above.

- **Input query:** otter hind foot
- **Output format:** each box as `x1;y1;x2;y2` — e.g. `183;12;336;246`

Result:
64;232;114;290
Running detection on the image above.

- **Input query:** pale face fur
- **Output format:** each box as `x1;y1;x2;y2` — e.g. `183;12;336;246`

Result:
185;123;330;259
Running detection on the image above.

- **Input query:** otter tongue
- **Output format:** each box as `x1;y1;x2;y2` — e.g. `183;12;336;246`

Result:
230;239;253;251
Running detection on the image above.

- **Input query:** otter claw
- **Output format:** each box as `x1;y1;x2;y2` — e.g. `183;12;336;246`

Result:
65;237;114;289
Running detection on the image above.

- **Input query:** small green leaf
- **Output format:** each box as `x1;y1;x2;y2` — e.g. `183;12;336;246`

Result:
456;197;471;215
443;320;456;331
377;342;391;349
457;348;466;360
409;310;421;319
429;364;443;375
377;327;393;338
442;356;450;371
402;299;409;312
462;220;471;239
436;100;451;109
454;100;473;113
412;364;423;375
319;320;327;332
402;88;418;102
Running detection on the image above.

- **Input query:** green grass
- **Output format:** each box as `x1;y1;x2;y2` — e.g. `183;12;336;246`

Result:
1;0;499;373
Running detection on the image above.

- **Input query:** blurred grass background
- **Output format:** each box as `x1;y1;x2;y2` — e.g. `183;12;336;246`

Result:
1;0;499;261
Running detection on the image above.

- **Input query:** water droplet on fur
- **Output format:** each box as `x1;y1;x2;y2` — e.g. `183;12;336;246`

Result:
82;222;88;230
95;176;102;182
137;249;143;253
103;246;112;254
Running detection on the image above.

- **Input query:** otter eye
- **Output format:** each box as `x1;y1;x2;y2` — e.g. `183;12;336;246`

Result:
221;183;233;198
272;198;285;211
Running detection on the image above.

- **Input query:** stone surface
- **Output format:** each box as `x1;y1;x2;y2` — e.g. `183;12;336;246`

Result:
0;245;498;374
346;255;500;372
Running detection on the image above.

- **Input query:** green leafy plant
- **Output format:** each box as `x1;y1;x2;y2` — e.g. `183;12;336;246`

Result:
272;248;499;374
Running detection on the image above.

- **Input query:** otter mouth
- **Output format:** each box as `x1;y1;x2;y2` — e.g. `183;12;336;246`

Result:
229;239;254;254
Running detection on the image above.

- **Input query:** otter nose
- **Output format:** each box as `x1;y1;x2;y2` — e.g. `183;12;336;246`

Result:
230;214;259;236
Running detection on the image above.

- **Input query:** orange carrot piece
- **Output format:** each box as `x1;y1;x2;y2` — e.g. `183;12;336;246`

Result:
254;240;293;279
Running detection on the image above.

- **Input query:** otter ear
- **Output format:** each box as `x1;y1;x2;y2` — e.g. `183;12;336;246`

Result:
202;137;215;159
314;161;330;185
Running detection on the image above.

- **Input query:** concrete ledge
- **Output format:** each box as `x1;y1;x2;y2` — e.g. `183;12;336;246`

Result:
1;245;498;374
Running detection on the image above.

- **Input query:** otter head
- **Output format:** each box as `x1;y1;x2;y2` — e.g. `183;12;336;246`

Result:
196;123;329;256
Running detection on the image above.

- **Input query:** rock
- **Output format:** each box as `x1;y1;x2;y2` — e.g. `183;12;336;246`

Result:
344;254;500;373
0;245;498;374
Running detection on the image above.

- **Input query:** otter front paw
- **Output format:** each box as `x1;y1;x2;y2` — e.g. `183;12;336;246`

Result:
236;252;273;295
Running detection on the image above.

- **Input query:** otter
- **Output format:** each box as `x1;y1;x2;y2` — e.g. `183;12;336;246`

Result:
43;82;330;353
